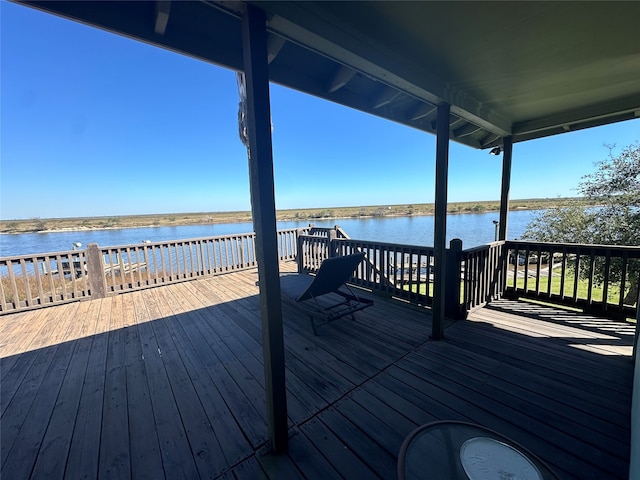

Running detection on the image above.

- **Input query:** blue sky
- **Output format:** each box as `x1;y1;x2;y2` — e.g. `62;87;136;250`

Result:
2;2;639;221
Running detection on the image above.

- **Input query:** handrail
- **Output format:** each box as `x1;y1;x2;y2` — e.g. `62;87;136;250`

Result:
305;224;350;239
0;228;301;314
297;234;435;305
296;234;329;272
504;240;640;317
462;241;507;313
297;236;640;319
100;232;259;294
0;250;90;312
3;230;638;319
339;238;435;305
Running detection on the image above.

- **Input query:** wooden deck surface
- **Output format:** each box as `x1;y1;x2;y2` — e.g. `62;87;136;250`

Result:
1;261;634;479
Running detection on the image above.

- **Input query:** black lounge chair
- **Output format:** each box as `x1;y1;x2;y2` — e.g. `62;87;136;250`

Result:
280;252;373;335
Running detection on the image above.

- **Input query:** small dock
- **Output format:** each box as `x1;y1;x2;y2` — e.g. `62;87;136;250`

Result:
102;260;147;276
43;259;147;277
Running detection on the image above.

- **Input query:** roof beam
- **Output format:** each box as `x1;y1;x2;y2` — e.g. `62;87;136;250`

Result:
480;133;501;148
328;65;356;93
453;122;482;138
409;104;436;121
449;117;465;129
372;87;401;109
267;34;285;64
154;1;171;35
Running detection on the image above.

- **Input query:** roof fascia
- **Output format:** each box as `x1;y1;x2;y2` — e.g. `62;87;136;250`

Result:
513;94;640;137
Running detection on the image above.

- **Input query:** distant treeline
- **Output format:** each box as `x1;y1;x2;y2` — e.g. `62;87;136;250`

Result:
0;197;596;234
278;197;596;221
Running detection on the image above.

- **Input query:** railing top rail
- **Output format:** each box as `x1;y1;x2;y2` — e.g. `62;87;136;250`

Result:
462;241;505;255
506;240;640;256
1;228;302;261
298;234;437;252
97;233;258;252
298;234;330;240
305;225;349;238
335;226;350;239
336;237;436;252
98;228;304;251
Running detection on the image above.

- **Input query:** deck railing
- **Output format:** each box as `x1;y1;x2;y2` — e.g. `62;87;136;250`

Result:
297;231;435;305
296;233;640;319
0;250;91;312
3;226;638;319
504;240;640;318
296;233;330;272
462;241;508;313
99;233;260;294
337;238;435;305
306;225;351;239
0;228;301;313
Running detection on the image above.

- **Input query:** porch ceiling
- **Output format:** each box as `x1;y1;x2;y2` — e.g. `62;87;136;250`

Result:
18;1;640;149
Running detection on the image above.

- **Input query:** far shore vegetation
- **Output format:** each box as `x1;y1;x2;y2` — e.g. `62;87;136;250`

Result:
0;197;597;234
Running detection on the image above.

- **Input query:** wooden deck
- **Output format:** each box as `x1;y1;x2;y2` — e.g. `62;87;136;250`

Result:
0;261;634;479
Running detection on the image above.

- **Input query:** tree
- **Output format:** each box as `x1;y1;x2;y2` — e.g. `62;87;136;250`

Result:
521;202;593;244
522;142;640;305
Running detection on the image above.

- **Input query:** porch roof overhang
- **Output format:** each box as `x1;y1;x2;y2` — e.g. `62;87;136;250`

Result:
17;0;640;150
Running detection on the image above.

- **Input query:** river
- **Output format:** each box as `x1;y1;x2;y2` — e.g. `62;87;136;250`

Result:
0;210;540;257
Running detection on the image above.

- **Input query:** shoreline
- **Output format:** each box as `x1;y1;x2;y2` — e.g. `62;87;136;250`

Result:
0;198;594;235
0;208;531;235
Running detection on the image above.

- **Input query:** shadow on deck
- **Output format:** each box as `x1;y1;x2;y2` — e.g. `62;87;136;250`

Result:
0;262;633;479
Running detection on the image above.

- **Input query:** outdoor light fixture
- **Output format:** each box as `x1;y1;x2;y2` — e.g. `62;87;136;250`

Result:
489;146;502;156
72;242;82;250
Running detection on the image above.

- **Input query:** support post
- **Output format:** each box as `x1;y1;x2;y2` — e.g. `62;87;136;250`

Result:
445;239;464;319
328;229;338;258
295;228;306;273
86;243;106;298
634;289;640;360
498;136;513;241
241;4;288;453
432;103;450;340
630;290;640;480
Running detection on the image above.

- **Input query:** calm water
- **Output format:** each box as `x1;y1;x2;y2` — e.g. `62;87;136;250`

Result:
0;210;539;257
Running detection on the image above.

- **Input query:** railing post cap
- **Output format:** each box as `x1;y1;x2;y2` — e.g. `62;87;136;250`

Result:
450;238;463;249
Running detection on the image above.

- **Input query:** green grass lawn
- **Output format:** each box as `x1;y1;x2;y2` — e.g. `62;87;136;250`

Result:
401;269;634;308
505;269;627;304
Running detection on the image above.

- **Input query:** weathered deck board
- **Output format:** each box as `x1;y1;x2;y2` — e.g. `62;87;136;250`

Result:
0;261;633;479
141;289;247;466
30;299;102;480
125;292;165;480
141;286;247;477
396;347;625;478
65;297;111;479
